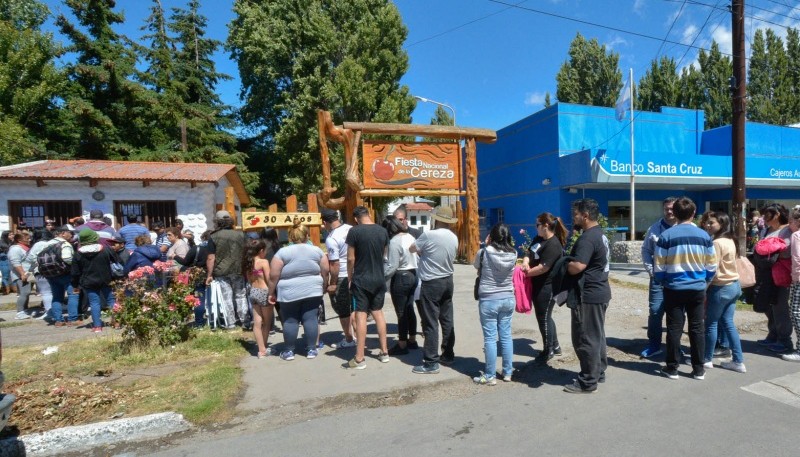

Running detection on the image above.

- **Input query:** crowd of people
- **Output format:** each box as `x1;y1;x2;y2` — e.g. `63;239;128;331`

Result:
6;196;799;394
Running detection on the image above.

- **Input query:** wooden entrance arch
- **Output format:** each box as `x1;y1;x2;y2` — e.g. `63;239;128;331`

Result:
316;110;496;261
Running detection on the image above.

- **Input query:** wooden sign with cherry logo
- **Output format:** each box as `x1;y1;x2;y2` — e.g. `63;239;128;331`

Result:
363;142;461;190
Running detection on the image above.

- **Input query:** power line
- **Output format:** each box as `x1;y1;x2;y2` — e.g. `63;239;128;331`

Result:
759;0;800;16
676;1;725;71
487;0;736;58
655;0;689;59
664;0;796;30
405;0;530;48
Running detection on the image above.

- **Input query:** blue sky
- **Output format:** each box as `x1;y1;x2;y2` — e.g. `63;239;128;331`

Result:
43;0;800;131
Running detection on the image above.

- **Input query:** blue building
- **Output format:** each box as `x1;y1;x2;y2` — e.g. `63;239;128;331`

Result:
477;102;800;239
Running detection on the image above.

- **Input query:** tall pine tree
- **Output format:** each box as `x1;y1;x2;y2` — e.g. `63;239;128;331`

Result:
637;56;679;113
555;33;622;107
748;28;791;125
228;0;415;200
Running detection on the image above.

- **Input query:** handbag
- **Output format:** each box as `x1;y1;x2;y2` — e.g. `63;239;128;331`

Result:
735;256;756;288
474;249;485;300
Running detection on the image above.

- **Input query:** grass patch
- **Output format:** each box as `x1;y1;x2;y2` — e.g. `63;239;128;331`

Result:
610;277;649;291
736;300;753;311
0;320;33;329
2;329;248;434
0;302;17;311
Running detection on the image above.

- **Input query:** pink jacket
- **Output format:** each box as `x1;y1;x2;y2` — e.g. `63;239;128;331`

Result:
513;266;532;314
792;231;800;283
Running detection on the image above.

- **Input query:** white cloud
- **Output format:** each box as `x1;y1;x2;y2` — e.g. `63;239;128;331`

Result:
524;91;547;106
633;0;645;16
711;26;732;56
606;35;629;51
681;24;698;45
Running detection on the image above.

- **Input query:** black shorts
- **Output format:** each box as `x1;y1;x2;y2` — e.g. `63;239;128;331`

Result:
330;278;352;318
350;284;386;313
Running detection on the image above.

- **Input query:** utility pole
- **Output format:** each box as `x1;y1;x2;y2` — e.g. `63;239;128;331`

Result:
731;0;747;254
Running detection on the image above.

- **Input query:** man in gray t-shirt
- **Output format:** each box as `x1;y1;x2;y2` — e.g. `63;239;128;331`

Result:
410;206;459;374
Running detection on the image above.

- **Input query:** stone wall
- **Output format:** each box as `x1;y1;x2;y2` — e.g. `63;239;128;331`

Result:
610;240;643;264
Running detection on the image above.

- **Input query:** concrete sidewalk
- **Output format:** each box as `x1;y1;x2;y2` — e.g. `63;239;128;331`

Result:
237;263;650;412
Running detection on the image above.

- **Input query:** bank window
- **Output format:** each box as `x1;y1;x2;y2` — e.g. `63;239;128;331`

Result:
410;215;418;225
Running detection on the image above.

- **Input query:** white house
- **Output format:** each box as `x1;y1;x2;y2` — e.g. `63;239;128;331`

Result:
387;197;434;232
0;160;250;235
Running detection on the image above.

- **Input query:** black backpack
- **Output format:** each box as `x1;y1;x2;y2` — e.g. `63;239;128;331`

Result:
37;241;70;278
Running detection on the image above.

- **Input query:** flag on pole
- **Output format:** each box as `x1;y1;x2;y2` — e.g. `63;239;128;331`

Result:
615;75;631;121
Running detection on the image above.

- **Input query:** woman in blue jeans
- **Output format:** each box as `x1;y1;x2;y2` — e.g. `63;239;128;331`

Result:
473;223;518;385
703;212;746;373
71;229;115;333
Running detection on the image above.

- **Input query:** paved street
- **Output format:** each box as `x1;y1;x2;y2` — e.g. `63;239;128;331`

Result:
129;264;799;457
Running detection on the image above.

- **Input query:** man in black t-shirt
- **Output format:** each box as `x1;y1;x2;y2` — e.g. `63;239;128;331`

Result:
564;198;611;394
344;206;390;369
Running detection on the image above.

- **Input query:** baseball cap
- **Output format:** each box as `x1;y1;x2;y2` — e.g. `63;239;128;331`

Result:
215;210;231;219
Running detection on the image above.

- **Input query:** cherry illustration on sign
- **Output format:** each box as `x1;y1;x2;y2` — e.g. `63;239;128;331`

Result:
371;145;396;180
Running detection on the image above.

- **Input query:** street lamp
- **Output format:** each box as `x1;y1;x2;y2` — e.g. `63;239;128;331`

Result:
413;95;456;126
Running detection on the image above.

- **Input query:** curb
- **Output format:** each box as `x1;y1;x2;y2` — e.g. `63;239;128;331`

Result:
1;412;190;456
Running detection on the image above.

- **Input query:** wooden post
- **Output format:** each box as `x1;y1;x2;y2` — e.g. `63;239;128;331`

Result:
224;187;236;226
307;193;321;246
465;138;479;262
286;195;297;212
268;203;278;212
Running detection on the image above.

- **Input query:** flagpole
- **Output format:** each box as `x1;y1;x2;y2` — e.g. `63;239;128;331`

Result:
628;68;636;241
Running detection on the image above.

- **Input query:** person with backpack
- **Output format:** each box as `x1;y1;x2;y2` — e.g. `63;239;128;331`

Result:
26;230;57;321
41;227;80;327
71;229;116;333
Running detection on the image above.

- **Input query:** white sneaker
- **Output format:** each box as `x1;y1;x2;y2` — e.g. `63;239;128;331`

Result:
332;338;356;349
15;311;31;320
703;361;713;369
781;352;800;362
720;361;746;373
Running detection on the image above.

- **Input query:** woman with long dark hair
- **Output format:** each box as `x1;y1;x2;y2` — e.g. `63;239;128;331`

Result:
382;215;419;355
473;223;518;385
522;212;568;362
755;203;793;353
703;211;746;372
243;239;273;358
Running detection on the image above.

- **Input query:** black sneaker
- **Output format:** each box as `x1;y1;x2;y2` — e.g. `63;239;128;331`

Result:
412;363;440;374
388;344;409;356
692;369;705;380
552;344;562;356
407;340;420;350
563;380;595;394
661;367;679;380
439;354;455;365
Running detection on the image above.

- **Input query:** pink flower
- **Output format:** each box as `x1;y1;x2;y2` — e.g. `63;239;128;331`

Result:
168;304;176;311
128;269;142;280
112;303;121;313
140;266;155;275
519;229;526;235
184;294;201;306
175;272;190;285
141;306;151;312
153;261;173;272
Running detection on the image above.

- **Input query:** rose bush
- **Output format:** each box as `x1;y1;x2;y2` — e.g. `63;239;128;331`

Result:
113;262;204;347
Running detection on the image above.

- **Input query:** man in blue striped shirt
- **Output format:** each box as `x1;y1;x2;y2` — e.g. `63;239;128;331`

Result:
654;197;716;380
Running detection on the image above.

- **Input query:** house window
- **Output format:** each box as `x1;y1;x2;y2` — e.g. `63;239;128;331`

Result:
410;215;418;225
114;201;178;229
421;215;428;225
8;200;82;231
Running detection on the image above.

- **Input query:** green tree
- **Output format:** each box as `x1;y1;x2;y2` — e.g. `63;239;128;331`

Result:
430;105;454;126
637;56;679;112
544;92;551;108
555;33;622;107
55;0;154;159
228;0;415;201
0;0;63;164
786;28;800;123
696;41;733;128
748;28;791;124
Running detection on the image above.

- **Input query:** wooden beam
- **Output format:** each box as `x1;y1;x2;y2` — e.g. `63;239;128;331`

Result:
89;179;98;187
190;182;196;188
307;193;320;246
36;179;46;187
464;138;479;262
359;189;466;197
342;122;496;143
143;180;150;187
